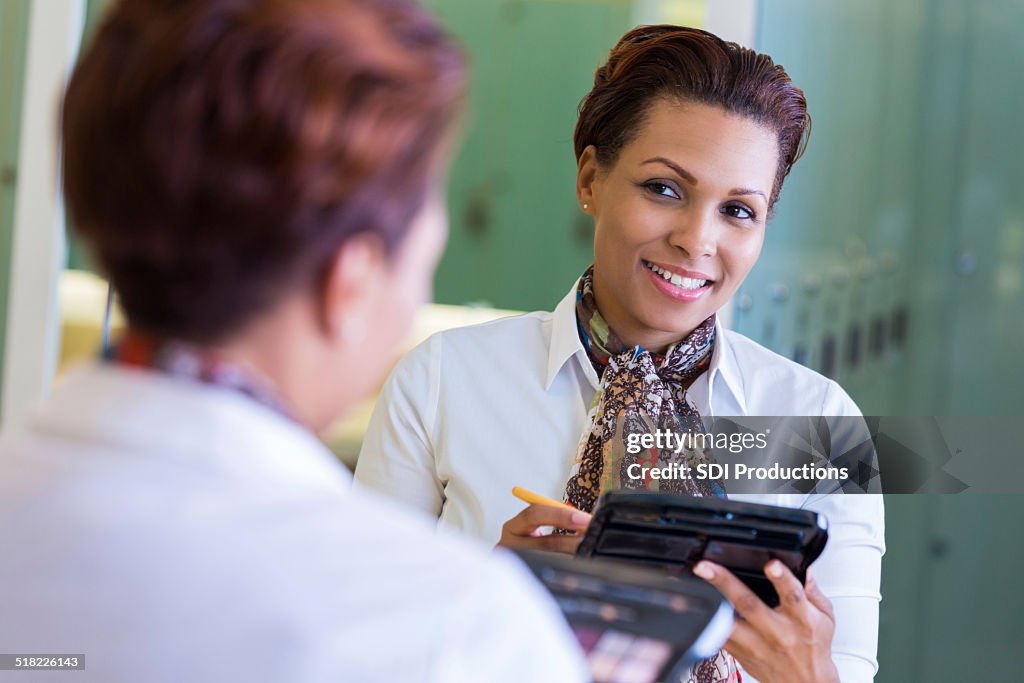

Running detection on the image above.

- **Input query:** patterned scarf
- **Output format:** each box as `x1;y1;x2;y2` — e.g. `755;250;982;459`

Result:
563;267;740;683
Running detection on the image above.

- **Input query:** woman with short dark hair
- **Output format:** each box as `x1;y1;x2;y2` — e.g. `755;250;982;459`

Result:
358;25;884;683
0;1;587;681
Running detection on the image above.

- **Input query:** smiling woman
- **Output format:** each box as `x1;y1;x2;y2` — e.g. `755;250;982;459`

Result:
582;98;779;353
356;25;883;683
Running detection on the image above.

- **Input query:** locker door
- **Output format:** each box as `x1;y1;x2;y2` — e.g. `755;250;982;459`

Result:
739;0;913;413
877;495;934;683
916;496;1024;680
941;0;1024;416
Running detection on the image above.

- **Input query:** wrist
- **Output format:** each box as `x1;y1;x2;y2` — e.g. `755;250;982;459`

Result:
816;661;840;683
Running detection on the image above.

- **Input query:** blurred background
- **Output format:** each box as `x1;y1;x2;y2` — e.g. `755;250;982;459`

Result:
0;0;1021;680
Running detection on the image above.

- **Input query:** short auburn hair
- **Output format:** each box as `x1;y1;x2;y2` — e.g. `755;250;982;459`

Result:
574;25;810;211
62;0;465;343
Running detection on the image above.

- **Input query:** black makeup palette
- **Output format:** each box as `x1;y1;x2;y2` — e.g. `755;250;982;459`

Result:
514;549;732;683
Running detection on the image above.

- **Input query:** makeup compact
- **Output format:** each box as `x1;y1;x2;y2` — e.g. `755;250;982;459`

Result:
575;491;829;607
514;549;732;683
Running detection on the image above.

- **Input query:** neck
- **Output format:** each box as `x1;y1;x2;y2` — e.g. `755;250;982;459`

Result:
591;273;696;355
128;303;346;434
212;311;343;433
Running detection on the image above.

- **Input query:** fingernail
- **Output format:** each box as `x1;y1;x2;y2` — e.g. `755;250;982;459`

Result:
767;561;783;578
693;561;715;579
571;510;590;525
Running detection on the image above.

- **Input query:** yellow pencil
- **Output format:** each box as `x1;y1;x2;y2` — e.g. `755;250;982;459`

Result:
512;486;577;510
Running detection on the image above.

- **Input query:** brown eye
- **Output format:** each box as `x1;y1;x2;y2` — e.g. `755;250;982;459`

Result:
644;181;680;199
722;203;755;220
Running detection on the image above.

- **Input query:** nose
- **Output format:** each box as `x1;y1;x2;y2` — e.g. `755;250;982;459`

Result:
668;206;717;259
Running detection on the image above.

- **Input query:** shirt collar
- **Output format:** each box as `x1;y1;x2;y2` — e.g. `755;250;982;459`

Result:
545;281;748;414
31;363;352;496
707;315;748;414
546;280;597;390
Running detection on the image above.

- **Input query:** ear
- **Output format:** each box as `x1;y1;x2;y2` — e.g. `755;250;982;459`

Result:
318;232;388;345
576;144;600;215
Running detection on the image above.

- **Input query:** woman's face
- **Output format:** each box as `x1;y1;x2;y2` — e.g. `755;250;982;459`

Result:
579;98;779;352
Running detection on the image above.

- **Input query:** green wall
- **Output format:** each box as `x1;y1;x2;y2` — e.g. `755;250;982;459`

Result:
424;0;634;311
0;0;30;418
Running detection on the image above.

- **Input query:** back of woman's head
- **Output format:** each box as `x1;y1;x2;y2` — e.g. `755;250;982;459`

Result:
63;0;465;343
574;25;810;211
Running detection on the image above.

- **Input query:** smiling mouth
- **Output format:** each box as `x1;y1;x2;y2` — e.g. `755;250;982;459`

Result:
642;260;714;290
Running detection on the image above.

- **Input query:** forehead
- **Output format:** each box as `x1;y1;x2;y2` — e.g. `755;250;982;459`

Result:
618;98;779;193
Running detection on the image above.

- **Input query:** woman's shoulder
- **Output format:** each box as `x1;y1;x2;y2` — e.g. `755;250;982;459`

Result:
402;309;554;367
435;309;555;346
386;309;557;390
719;327;860;416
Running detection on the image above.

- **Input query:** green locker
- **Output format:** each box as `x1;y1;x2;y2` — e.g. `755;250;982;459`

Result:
748;2;1024;681
740;0;923;415
939;0;1024;417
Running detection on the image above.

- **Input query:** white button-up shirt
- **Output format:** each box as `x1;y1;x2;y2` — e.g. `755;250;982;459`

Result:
356;284;886;683
0;364;587;683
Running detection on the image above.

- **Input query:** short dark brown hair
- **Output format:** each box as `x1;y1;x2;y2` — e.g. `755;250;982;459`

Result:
62;0;465;343
574;25;810;211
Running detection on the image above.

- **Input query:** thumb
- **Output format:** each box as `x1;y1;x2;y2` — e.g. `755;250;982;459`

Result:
805;567;835;622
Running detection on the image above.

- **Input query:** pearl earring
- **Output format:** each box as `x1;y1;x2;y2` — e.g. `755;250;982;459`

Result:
583;203;589;210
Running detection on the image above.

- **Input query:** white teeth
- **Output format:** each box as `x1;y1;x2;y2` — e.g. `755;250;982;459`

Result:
645;261;709;290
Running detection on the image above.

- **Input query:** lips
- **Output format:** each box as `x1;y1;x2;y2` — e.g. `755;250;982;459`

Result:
642;260;715;290
640;259;716;303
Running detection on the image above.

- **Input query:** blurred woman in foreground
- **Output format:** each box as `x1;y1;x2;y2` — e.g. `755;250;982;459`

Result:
0;1;585;681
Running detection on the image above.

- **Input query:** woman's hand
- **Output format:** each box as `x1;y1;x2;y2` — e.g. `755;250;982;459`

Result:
497;504;592;554
693;560;839;683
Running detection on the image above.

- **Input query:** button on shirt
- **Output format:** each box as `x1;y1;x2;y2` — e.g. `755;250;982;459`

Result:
0;364;587;683
355;283;886;683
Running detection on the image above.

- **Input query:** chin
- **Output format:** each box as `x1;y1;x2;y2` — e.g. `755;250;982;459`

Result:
643;298;717;327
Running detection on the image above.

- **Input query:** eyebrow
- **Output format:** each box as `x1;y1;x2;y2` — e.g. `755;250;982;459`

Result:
729;187;767;201
641;156;767;201
642;157;696;184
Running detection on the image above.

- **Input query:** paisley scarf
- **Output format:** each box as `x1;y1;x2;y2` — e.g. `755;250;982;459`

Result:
563;267;740;683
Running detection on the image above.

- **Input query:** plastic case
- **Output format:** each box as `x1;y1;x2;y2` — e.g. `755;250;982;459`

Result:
515;549;733;683
575;491;829;607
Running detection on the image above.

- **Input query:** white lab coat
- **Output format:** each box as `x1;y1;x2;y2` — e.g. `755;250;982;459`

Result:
356;283;886;683
0;363;587;683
